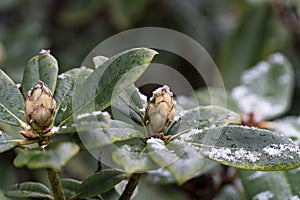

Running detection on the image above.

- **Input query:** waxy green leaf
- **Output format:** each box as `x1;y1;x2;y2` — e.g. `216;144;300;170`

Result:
112;139;158;173
240;170;300;200
69;48;157;124
54;68;93;126
61;178;81;199
76;169;126;198
22;52;58;95
53;111;111;135
14;142;79;170
0;70;26;126
5;182;53;200
78;120;142;150
179;125;300;170
0;130;19;153
147;139;204;185
231;53;294;120
167;106;240;136
268;116;300;145
112;84;147;126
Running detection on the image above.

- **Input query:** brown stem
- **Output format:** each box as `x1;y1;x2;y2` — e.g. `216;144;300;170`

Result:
119;173;141;200
47;168;66;200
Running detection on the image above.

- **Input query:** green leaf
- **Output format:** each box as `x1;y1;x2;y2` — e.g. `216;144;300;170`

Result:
69;48;157;124
0;70;26;126
54;67;93;126
61;178;81;199
112;139;158;173
182;125;300;170
112;84;147;126
168;106;241;137
195;87;239;112
79;120;142;150
0;130;19;153
231;53;294;120
93;55;109;68
76;169;126;198
149;140;205;184
53;111;111;135
22;52;59;95
5;182;53;200
240;170;300;200
214;185;246;200
13;142;79;170
147;139;205;185
0;190;12;200
146;158;217;185
268;116;300;145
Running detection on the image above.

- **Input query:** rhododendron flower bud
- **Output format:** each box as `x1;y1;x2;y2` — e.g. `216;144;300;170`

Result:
144;85;175;136
24;81;56;133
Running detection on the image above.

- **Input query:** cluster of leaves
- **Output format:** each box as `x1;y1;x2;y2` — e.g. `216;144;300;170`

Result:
195;52;300;199
0;48;157;199
1;46;300;200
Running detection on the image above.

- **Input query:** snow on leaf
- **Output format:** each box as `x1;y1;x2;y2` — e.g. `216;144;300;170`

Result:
253;191;274;200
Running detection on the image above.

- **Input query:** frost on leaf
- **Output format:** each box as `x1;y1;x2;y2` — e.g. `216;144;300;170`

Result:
147;138;165;150
231;53;293;120
198;143;300;170
253;191;274;200
201;147;261;164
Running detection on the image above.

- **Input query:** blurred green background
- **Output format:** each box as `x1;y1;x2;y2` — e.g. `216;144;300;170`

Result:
0;0;300;199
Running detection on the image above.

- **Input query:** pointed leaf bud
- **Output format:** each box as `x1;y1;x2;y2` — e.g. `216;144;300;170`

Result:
144;85;175;136
24;81;56;133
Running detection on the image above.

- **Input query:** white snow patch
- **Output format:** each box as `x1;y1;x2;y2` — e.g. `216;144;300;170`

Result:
92;111;103;116
270;52;285;64
206;148;233;162
122;145;133;152
101;111;110;117
139;107;146;112
147;138;165;150
179;129;199;142
147;168;174;183
51;126;60;133
247;171;265;180
291;196;300;200
39;49;50;54
205;147;261;163
58;73;70;79
262;144;300;157
150;85;173;101
77;111;109;119
139;91;148;103
231;85;283;120
253;191;274;200
242;62;270;84
234;149;261;162
77;113;91;119
16;83;21;88
262;146;281;156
